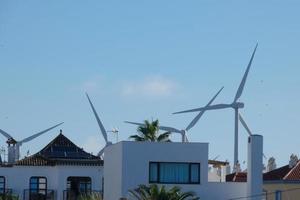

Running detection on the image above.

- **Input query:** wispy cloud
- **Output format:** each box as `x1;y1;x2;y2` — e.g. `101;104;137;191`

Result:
121;75;178;98
82;135;104;155
74;76;103;94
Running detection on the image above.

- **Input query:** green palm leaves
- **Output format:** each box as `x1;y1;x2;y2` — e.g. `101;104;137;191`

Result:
129;184;200;200
129;120;171;142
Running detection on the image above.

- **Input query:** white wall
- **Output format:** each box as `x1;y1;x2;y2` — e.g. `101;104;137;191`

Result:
0;165;102;200
104;141;247;200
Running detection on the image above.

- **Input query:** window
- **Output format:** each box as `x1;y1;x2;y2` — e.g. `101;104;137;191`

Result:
30;177;47;195
0;176;5;194
67;177;91;193
149;162;200;184
275;190;282;200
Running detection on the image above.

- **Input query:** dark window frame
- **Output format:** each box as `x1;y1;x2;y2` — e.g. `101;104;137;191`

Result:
29;176;47;193
149;162;200;185
0;176;5;194
67;176;92;193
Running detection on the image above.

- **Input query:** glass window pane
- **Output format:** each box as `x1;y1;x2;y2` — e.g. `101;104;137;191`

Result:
149;163;158;182
39;178;46;183
159;163;189;183
39;184;46;189
191;164;200;183
30;178;38;184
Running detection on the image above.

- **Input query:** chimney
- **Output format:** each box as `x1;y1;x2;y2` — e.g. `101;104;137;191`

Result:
247;135;263;200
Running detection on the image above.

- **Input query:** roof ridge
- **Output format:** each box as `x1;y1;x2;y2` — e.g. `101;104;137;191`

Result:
283;160;300;180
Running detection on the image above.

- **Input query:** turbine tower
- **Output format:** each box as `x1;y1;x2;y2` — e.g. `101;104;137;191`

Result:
125;87;224;142
86;93;112;158
0;122;63;163
173;44;258;169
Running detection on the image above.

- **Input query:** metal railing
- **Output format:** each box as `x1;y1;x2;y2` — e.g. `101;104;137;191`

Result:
63;190;102;200
23;190;55;200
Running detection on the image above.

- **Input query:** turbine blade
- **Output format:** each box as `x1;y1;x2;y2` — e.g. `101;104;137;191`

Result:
234;44;258;102
238;114;252;136
186;87;224;131
0;129;13;139
19;122;64;144
98;142;112;157
173;103;231;114
124;121;145;127
158;126;182;133
263;153;267;160
86;93;108;143
125;121;182;134
98;147;105;157
185;135;189;142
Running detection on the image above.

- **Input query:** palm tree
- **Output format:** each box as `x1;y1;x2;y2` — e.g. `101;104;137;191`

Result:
129;184;200;200
129;120;171;142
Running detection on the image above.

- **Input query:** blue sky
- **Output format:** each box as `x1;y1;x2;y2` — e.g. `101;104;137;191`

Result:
0;1;300;167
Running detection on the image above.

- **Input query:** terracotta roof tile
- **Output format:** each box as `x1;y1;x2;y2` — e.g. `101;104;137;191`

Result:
284;161;300;180
226;172;247;182
263;165;292;181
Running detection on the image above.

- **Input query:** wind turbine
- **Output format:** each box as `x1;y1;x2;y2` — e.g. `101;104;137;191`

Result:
238;113;267;159
85;93;112;158
0;122;64;163
125;86;224;142
173;44;258;168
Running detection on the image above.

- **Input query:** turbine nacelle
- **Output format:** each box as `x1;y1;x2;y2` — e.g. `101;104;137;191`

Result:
7;138;17;145
231;102;244;109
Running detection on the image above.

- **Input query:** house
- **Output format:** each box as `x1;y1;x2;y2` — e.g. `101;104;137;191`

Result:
263;158;300;200
226;156;300;200
0;130;103;200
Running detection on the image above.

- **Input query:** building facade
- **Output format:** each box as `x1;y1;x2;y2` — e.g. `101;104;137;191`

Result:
0;132;103;200
104;141;247;200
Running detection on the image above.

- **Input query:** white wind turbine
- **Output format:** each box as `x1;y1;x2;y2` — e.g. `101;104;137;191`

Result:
173;44;258;168
0;122;64;163
86;93;112;158
125;87;224;142
238;113;267;159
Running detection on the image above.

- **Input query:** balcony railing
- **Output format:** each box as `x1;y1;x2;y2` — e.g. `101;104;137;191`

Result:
23;189;55;200
63;190;102;200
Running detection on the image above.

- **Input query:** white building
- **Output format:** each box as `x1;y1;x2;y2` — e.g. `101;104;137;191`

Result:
0;131;103;200
104;141;248;200
0;131;263;200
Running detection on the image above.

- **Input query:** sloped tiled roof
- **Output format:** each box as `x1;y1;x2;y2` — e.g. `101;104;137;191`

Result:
263;165;292;181
16;132;103;166
226;172;247;182
284;162;300;180
226;161;300;182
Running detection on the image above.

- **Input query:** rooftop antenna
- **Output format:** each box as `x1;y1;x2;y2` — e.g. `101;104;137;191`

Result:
0;122;64;163
86;93;112;158
173;44;258;169
107;128;119;143
125;87;224;142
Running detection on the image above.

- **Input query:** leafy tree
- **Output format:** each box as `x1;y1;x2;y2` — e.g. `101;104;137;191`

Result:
129;184;199;200
129;120;171;142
